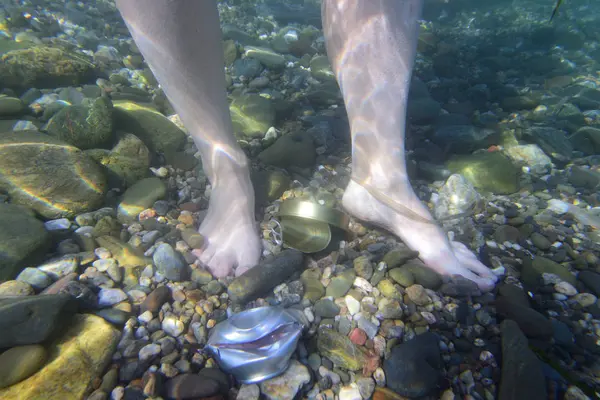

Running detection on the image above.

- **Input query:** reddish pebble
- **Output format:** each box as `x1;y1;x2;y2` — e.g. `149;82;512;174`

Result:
180;202;202;212
139;209;156;221
178;211;195;225
349;328;367;346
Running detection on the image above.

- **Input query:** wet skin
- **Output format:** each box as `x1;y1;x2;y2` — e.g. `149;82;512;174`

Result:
116;0;498;290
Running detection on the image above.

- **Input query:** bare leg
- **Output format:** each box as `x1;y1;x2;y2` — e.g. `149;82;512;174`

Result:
115;0;261;277
322;0;497;290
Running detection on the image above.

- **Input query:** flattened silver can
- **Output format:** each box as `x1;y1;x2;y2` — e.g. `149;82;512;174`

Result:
205;306;306;384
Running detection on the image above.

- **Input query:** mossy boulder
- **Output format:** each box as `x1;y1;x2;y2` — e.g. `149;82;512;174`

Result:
230;94;276;138
113;100;187;154
446;151;520;194
0;131;107;219
0;203;50;281
0;314;120;400
257;132;316;169
45;96;114;150
85;133;150;189
570;127;600;155
0;46;97;89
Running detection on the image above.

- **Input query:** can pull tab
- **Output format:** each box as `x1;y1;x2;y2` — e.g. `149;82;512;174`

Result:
268;218;283;246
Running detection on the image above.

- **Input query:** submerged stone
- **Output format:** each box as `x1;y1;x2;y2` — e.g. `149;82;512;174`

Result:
230;93;276;138
117;177;167;223
498;320;547;400
113;100;186;153
228;249;304;303
317;328;367;371
85;133;150;189
0;46;97;89
0;345;48;389
0;294;74;348
0;131;107;219
446;151;520;194
46;96;114;150
0;314;120;400
258;132;316;169
0;203;50;281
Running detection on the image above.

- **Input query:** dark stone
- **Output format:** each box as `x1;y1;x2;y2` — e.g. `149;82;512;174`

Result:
196;368;230;394
227;249;304;304
164;374;220;400
59;280;97;311
494;297;553;338
498;320;547;400
383;332;442;398
140;285;171;313
0;293;75;348
578;270;600;297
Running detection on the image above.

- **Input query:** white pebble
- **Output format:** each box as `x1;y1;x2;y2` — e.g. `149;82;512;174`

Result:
44;218;71;230
138;310;154;324
572;293;597;308
318;366;340;385
93;258;117;272
162;315;185;337
304;308;315;323
139;343;161;362
95;247;112;259
353;277;373;293
345;295;361;315
554;281;578;296
338;384;362;400
373;367;386;386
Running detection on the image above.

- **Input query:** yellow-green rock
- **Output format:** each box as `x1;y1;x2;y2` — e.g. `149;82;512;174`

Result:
45;96;114;150
0;203;50;281
0;46;96;89
0;96;24;116
377;279;403;300
113;100;186;153
95;236;150;269
86;133;151;189
300;269;325;303
316;328;367;371
0;345;47;388
0;131;107;219
446;151;520;194
309;55;335;83
0;314;119;400
230;93;276;138
117;177;167;223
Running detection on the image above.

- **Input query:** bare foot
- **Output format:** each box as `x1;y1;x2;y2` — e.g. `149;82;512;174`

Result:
191;172;262;278
342;178;498;291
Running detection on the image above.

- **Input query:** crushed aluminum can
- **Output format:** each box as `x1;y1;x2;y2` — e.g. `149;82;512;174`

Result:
270;199;350;253
205;306;307;384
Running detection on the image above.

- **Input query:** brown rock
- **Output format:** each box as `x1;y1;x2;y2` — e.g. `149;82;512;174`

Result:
140;285;171;313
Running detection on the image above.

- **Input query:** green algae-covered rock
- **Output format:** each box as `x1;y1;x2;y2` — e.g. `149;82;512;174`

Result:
0;203;50;281
521;256;576;286
0;95;25;116
317;328;367;371
570;126;600;155
86;133;150;189
309;55;335;83
251;169;291;206
0;314;120;400
257;132;316;169
230;93;276;138
0;46;97;89
117;177;167;223
46;96;114;150
113;100;187;153
0;131;107;219
244;46;286;69
446;151;520;194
